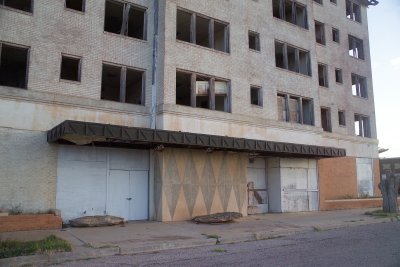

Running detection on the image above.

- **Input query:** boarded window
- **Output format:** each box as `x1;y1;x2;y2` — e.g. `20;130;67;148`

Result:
351;73;367;98
321;107;332;132
289;97;300;123
0;0;32;13
318;63;328;87
0;43;29;89
315;21;325;45
60;55;81;82
65;0;84;12
101;63;144;105
104;0;146;40
338;110;346;126
277;94;287;121
354;114;370;137
348;35;364;59
277;93;314;125
249;31;260;51
250;86;262;106
273;0;308;29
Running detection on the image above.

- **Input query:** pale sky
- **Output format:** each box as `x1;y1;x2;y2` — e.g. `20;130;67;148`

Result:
368;1;400;158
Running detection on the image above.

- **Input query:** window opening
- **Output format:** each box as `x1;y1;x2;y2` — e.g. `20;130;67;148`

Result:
354;114;370;137
332;28;340;43
0;0;32;13
321;107;332;132
176;71;191;106
176;9;191;42
275;41;311;76
315;21;325;45
250;86;262;106
351;74;367;98
338;110;346;126
348;35;364;59
346;0;361;23
249;31;260;51
104;0;146;40
65;0;84;12
60;55;81;82
101;63;143;105
273;0;308;29
335;68;342;83
0;43;29;89
215;80;228;112
277;93;314;125
318;63;328;87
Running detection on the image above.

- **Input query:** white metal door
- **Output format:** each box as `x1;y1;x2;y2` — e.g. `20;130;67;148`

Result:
107;170;131;220
130;171;149;220
356;158;373;197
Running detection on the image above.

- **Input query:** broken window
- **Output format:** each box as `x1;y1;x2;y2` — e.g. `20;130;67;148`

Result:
65;0;85;12
321;107;332;132
348;35;364;59
315;21;325;45
354;114;370;137
351;73;367;98
277;93;314;125
176;8;229;53
249;31;260;51
318;63;328;87
250;86;262;106
275;41;311;76
0;43;29;89
60;55;81;82
176;71;191;106
0;0;32;13
346;0;361;23
335;68;342;83
176;70;230;112
272;0;308;29
101;63;144;105
104;0;146;40
338;110;346;126
332;28;340;43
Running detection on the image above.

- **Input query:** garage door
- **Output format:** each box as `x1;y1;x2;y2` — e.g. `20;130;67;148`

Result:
56;146;149;222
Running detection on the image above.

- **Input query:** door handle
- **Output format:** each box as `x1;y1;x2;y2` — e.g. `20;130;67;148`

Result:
126;197;132;200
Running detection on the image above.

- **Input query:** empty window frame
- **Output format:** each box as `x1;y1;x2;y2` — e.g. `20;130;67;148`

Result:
315;21;325;45
335;68;343;83
272;0;308;29
101;63;144;105
275;41;311;76
0;43;29;89
354;114;370;137
313;0;322;5
249;31;260;51
176;9;229;53
0;0;32;13
338;110;346;126
104;0;146;40
351;73;367;98
277;93;314;125
348;35;364;59
60;55;81;82
330;0;337;4
346;0;361;23
250;86;262;106
321;107;332;132
332;28;340;43
176;70;230;112
318;63;328;87
65;0;85;12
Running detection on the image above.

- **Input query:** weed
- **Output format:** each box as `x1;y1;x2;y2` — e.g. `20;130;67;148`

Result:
0;235;72;259
312;226;323;232
365;210;400;218
213;247;227;253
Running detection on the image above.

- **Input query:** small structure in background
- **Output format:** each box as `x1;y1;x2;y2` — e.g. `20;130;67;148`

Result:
379;158;400;213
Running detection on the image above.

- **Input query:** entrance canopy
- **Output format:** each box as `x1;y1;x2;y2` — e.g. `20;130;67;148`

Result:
47;120;346;158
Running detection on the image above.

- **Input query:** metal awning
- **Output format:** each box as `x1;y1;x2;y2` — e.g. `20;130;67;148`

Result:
47;120;346;158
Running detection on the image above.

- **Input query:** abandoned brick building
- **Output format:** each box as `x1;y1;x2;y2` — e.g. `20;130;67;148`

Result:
0;0;379;222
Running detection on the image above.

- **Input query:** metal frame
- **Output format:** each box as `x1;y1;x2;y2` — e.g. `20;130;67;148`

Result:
47;120;346;158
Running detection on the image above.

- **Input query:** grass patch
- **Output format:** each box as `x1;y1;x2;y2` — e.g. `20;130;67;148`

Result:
0;235;72;259
202;233;220;239
365;210;400;218
213;247;227;253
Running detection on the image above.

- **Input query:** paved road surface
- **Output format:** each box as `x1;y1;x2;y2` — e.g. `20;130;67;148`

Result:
56;221;400;267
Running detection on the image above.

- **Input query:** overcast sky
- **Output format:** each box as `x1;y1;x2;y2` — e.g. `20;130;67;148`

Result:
368;1;400;158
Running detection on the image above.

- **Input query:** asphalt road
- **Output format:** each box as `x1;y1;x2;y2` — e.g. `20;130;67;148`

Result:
56;221;400;267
